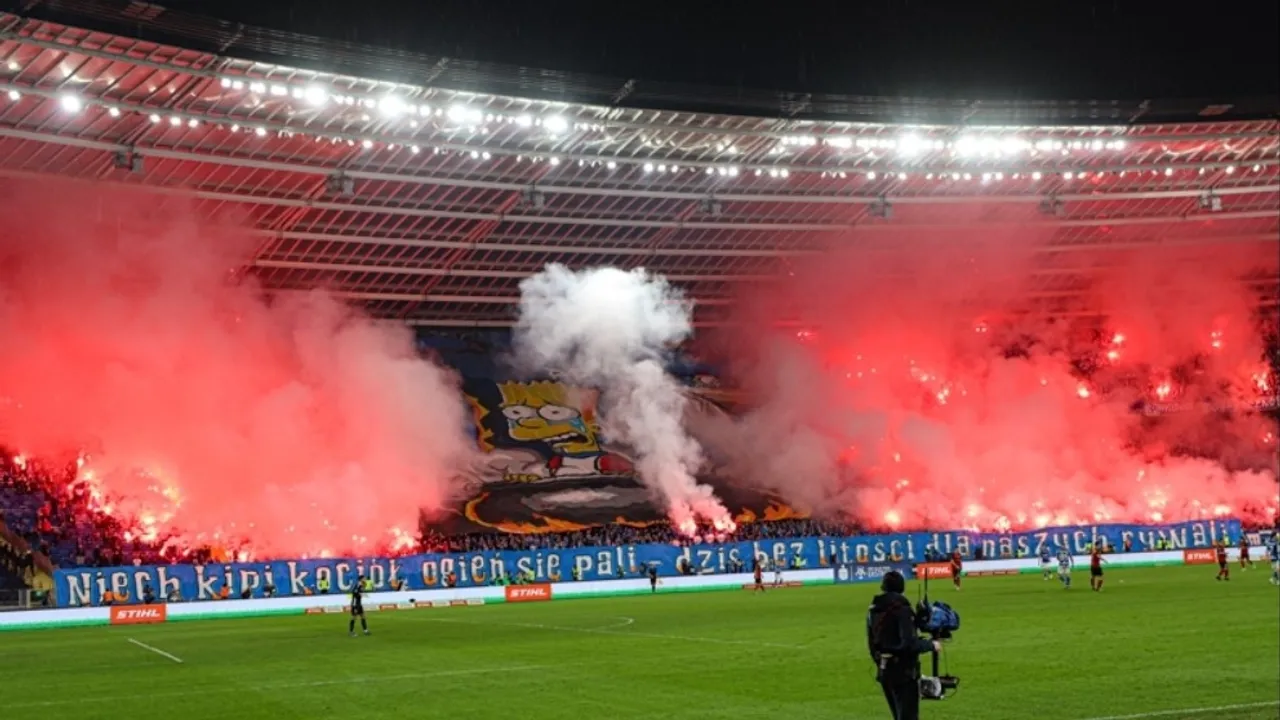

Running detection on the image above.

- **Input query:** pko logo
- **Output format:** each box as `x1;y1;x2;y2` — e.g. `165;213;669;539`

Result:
837;564;899;584
504;584;552;603
862;565;895;580
110;604;168;625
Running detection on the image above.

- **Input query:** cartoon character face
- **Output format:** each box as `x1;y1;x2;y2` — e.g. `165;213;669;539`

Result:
498;381;601;455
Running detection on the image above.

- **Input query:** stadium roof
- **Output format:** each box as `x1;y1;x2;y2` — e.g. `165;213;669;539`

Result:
0;3;1277;328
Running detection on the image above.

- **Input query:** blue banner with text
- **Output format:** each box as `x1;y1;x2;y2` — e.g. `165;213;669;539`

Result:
53;518;1240;607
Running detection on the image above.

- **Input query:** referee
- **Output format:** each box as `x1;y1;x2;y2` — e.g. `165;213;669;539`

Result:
348;575;370;637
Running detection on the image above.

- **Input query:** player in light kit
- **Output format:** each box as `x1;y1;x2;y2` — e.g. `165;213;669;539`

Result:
1039;544;1054;580
1269;537;1280;585
773;557;785;587
1057;547;1074;589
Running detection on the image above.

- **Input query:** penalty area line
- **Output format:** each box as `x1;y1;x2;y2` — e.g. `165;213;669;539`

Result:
1080;700;1280;720
126;637;184;664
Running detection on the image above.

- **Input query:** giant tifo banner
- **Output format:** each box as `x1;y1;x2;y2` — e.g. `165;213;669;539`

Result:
53;519;1240;607
452;376;794;533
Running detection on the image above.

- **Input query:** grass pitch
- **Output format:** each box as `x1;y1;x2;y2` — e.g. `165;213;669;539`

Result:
3;565;1278;720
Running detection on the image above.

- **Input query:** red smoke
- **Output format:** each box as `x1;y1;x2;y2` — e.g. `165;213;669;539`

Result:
701;205;1279;531
0;181;474;557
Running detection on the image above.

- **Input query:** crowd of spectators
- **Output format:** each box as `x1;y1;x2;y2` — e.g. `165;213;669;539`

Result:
5;448;1274;577
421;518;861;554
3;452;860;573
0;453;179;571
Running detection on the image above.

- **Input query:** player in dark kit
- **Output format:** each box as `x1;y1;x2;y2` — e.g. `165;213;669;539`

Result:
348;575;370;637
752;557;765;593
647;564;659;593
1238;537;1253;570
950;551;963;591
1215;542;1230;581
1089;548;1107;591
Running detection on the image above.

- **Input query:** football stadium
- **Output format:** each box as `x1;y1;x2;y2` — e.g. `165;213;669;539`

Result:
1;3;1278;720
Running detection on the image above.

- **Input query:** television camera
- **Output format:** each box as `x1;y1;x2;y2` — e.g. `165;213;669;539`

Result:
913;571;961;700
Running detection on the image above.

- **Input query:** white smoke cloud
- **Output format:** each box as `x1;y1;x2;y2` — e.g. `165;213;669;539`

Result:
512;264;732;531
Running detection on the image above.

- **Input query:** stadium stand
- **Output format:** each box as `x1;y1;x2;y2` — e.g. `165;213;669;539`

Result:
1;446;854;571
0;4;1274;580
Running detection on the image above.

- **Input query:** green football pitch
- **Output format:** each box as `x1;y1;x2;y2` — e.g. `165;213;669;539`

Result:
4;565;1278;720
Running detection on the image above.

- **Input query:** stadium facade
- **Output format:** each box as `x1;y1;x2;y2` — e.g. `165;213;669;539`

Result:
0;2;1276;330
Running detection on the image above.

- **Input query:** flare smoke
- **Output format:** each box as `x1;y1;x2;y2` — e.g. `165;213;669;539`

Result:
512;264;732;531
0;181;476;557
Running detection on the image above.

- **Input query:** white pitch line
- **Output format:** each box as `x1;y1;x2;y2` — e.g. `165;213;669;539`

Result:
126;637;184;664
424;615;802;649
8;664;552;708
1079;700;1280;720
585;616;635;630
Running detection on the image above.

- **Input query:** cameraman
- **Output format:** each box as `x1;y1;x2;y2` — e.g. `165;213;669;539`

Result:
866;570;940;720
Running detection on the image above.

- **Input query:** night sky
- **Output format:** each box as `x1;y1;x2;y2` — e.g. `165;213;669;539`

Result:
154;0;1278;101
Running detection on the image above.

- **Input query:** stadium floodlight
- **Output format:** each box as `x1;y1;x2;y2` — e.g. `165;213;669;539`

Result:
378;96;408;117
113;150;142;173
326;173;355;197
544;115;569;134
515;114;533;127
303;85;328;106
522;188;546;209
446;104;481;125
897;133;926;156
1198;191;1223;212
1038;195;1065;217
107;107;121;118
869;196;892;219
58;94;83;113
6;89;19;101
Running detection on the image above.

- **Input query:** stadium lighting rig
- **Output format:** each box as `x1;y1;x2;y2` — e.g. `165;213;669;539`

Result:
2;64;1278;186
57;93;83;113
